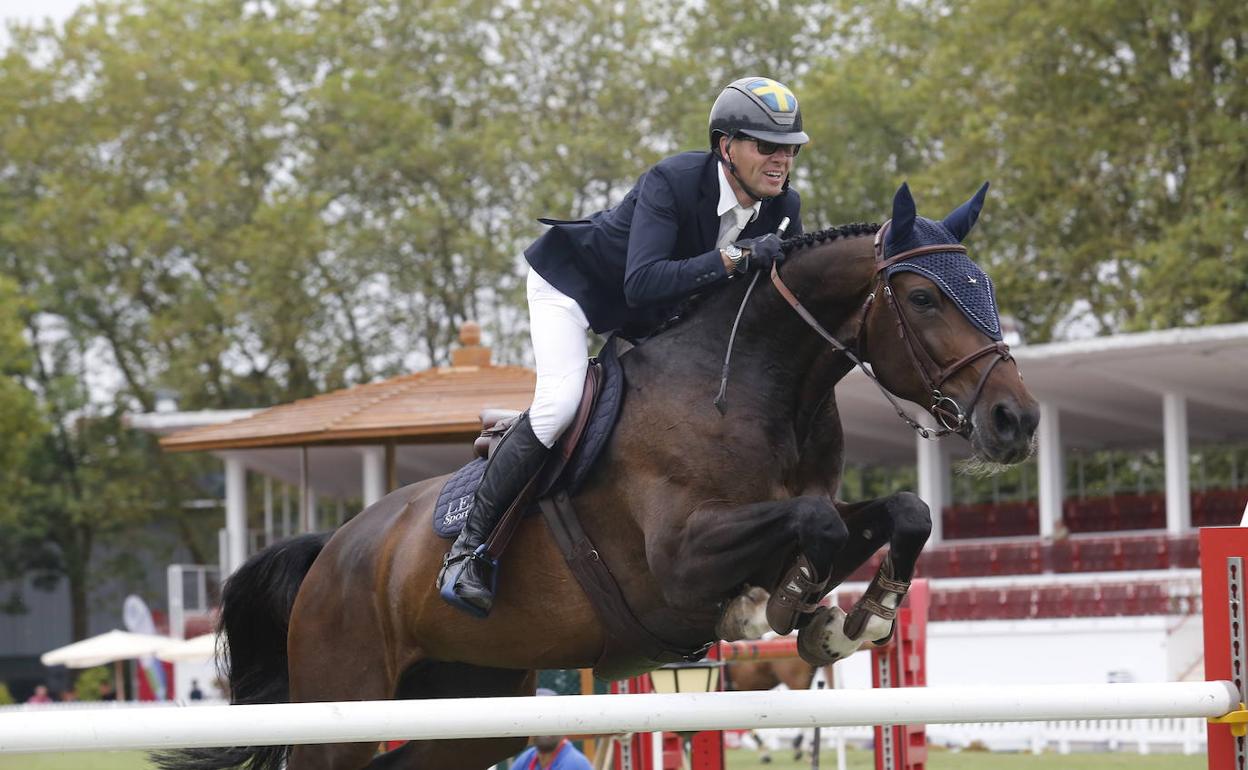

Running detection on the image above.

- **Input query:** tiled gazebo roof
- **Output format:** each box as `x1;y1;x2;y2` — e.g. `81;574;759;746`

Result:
161;324;533;452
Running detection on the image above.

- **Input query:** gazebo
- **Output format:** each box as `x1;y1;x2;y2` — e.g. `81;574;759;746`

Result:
146;322;533;574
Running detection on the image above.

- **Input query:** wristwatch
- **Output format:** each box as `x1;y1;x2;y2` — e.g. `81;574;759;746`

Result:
724;243;747;274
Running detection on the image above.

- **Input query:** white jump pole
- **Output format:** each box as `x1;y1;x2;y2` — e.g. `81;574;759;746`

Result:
0;682;1237;754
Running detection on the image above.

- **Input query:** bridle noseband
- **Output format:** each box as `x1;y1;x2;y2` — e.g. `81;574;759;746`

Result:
767;221;1015;439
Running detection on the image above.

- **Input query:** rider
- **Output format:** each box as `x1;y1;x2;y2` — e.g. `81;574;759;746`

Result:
438;76;810;617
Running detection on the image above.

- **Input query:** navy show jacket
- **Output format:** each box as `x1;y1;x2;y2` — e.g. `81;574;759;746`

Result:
524;151;803;335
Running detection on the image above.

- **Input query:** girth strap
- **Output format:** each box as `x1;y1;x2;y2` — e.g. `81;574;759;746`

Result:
539;492;711;680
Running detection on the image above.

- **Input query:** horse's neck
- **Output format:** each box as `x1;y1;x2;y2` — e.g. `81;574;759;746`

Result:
626;232;876;494
778;236;876;494
746;234;878;405
647;234;877;387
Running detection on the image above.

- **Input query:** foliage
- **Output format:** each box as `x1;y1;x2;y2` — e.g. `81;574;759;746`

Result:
72;666;112;702
0;682;13;705
0;278;46;583
825;0;1248;340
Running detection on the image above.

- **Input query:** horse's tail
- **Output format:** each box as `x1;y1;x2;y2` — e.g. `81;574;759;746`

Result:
152;532;330;770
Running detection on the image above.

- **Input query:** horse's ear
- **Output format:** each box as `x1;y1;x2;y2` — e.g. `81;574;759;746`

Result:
887;182;916;249
943;181;990;242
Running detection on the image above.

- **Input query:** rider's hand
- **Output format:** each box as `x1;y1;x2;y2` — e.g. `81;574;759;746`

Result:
736;233;784;273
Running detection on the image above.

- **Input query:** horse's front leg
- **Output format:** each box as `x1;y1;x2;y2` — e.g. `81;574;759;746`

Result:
647;495;848;641
797;491;931;666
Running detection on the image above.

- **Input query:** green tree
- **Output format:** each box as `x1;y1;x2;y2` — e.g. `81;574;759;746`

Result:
0;278;46;586
837;0;1248;340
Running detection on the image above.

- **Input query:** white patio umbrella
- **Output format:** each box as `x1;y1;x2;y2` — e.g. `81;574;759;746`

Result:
41;629;175;702
40;629;174;669
155;633;221;663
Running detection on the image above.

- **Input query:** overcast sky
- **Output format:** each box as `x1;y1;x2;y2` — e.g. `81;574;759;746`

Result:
1;0;83;24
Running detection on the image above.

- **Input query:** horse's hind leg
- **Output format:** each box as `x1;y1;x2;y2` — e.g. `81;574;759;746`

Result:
797;492;931;665
285;651;392;770
365;662;535;770
285;588;399;770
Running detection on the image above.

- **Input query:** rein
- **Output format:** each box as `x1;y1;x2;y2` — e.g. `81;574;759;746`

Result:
763;221;1014;439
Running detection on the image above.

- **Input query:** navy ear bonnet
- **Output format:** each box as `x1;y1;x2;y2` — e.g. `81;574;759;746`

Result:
884;183;1003;341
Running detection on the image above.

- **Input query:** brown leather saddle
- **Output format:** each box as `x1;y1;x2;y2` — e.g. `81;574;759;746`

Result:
471;361;603;562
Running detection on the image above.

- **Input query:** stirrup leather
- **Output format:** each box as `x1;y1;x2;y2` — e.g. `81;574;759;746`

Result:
843;554;911;644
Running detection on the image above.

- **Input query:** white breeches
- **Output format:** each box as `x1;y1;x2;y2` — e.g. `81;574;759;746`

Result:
526;268;590;448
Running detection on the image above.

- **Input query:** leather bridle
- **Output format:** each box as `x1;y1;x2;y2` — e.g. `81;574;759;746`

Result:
768;220;1015;439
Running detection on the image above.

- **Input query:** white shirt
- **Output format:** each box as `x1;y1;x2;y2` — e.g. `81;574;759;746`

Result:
715;163;761;249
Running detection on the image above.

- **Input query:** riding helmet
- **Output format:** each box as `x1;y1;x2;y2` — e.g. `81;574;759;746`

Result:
708;76;810;150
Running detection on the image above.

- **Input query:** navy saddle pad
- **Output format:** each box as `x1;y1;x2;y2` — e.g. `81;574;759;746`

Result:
433;335;625;539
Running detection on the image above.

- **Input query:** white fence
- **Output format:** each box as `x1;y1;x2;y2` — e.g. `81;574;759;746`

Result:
0;682;1236;754
930;715;1207;755
751;716;1206;757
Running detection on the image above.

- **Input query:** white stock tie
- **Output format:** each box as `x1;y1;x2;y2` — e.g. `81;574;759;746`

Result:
717;206;756;250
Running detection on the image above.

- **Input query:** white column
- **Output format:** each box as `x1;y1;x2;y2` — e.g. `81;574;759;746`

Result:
224;454;248;575
263;477;274;546
1036;401;1063;539
916;436;949;543
1163;392;1191;534
361;446;387;508
306;490;320;533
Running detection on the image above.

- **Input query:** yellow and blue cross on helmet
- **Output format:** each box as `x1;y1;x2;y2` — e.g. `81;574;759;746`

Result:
708;75;810;149
746;78;796;113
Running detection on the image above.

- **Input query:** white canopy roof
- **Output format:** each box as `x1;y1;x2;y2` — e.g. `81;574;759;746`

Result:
155;633;220;663
40;629;174;669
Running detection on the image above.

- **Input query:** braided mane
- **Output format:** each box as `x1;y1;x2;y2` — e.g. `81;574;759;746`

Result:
780;222;881;256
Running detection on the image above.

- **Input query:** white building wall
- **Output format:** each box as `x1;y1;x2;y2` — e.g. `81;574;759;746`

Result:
836;616;1183;690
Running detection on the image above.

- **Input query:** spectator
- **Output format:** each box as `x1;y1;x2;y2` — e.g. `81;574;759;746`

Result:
98;681;117;702
25;685;52;704
189;679;204;700
510;688;593;770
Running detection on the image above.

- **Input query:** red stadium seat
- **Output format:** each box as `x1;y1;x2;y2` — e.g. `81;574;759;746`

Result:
1070;585;1101;616
1170;535;1200;568
1034;585;1074;618
1121;535;1169;571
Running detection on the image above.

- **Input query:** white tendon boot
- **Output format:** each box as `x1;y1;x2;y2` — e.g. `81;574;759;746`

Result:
796;555;909;666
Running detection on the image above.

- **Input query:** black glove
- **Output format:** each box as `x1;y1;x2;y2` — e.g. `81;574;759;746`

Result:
735;233;783;273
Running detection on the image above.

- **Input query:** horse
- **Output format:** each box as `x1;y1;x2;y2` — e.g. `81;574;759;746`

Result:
157;182;1039;770
724;655;832;763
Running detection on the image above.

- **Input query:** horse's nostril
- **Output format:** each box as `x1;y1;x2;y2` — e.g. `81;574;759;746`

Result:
1018;406;1039;437
992;403;1019;438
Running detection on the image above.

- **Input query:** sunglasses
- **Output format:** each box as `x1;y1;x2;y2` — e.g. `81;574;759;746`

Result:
748;137;802;157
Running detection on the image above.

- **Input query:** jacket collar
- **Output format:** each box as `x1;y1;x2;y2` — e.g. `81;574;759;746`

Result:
697;154;723;250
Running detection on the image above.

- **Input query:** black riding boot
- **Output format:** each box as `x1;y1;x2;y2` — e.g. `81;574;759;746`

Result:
437;412;550;617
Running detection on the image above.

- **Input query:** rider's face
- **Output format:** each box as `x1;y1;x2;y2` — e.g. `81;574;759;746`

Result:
722;135;798;202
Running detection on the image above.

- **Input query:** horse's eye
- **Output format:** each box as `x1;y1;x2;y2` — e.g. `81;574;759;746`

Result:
909;290;936;310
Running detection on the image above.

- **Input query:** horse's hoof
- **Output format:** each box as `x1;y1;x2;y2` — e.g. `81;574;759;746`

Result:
716;586;770;641
796;606;860;666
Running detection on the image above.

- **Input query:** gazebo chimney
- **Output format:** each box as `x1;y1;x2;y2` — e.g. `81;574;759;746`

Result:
450;320;492;367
